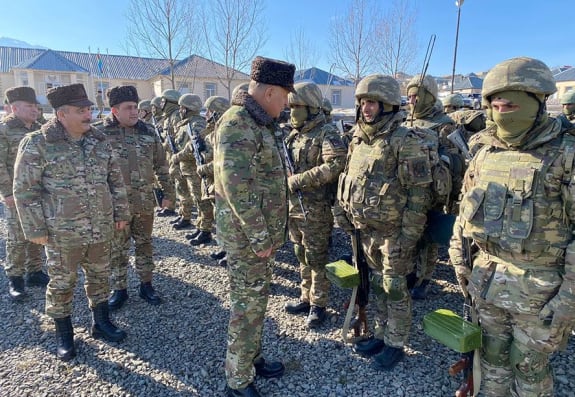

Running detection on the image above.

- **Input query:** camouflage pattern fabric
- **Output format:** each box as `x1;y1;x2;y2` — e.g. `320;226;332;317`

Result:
196;122;216;201
161;104;181;211
449;117;575;396
214;92;287;389
286;113;346;307
0;115;44;276
97;116;173;289
337;112;434;347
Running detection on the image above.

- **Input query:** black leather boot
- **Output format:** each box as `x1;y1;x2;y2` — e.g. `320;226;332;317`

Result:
226;383;261;397
411;279;431;300
108;289;128;311
353;337;385;357
371;346;405;371
139;282;161;305
173;219;192;230
8;276;26;301
210;250;227;260
253;357;285;378
189;231;212;246
156;208;177;217
185;230;200;240
169;216;182;225
91;302;127;342
305;305;326;328
26;270;50;287
54;316;76;361
284;300;310;314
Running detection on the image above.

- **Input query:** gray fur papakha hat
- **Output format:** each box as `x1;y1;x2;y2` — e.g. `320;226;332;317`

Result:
108;85;139;107
5;86;39;104
250;56;296;93
47;84;93;109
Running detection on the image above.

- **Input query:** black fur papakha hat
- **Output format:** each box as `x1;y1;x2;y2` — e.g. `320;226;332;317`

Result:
250;56;296;93
108;85;139;107
47;84;93;109
5;86;39;104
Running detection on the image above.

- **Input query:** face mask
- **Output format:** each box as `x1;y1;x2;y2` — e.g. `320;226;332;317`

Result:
290;106;308;129
409;88;435;116
491;90;539;146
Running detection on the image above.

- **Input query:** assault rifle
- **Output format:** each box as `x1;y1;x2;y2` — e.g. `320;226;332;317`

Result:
280;133;307;220
186;123;208;196
350;229;369;337
150;115;165;206
447;128;471;161
151;115;165;144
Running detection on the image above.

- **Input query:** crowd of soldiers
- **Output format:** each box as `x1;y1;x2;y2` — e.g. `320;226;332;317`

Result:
2;54;575;397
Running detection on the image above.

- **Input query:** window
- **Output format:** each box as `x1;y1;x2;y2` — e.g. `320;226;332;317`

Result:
179;83;190;94
205;82;217;99
20;71;29;86
331;90;341;106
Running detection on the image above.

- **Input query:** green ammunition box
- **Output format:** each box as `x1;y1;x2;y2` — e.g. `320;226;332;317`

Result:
325;260;360;289
422;309;482;353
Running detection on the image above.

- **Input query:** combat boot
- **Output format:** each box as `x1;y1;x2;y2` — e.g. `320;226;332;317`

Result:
54;316;76;361
210;250;226;260
108;289;128;311
26;270;50;287
284;299;310;314
156;208;177;217
189;231;212;246
172;218;192;230
411;279;430;300
218;258;228;267
169;216;182;225
306;305;326;328
253;357;285;378
8;276;26;301
91;302;127;342
226;383;261;397
353;337;385;357
185;230;201;240
371;346;405;371
139;282;162;305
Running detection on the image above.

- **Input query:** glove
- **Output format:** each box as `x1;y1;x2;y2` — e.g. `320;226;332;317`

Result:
288;174;302;193
453;264;471;298
538;293;575;352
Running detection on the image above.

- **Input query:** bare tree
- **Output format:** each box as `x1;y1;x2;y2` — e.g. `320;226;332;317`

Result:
328;0;380;86
284;27;320;80
376;0;419;77
202;0;267;100
124;0;203;89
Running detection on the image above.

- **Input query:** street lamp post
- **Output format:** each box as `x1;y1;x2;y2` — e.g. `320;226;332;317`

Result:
450;0;464;94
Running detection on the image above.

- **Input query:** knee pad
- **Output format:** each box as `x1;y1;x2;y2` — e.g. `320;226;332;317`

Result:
383;275;407;301
509;340;550;383
482;333;511;367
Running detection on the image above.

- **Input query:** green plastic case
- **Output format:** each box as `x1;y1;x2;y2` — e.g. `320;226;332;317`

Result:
422;309;482;353
325;260;360;289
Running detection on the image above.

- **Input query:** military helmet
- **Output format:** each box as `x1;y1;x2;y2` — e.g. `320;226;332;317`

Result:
322;97;333;113
150;96;162;108
288;82;322;108
138;100;151;110
406;74;438;100
482;57;557;99
442;93;464;108
560;90;575;105
161;89;181;103
178;94;203;112
355;74;401;106
204;96;230;114
232;83;249;98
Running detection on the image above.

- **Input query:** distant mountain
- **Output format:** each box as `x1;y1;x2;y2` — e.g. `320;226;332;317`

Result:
0;37;48;49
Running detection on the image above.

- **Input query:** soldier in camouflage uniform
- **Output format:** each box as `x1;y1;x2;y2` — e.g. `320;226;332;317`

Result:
404;74;461;300
197;96;230;265
322;97;333;124
442;93;465;114
214;56;294;397
170;94;209;238
0;87;49;301
13;84;131;361
557;90;575;129
97;86;175;311
150;96;163;122
449;57;575;397
336;74;435;370
283;82;346;328
138;99;152;123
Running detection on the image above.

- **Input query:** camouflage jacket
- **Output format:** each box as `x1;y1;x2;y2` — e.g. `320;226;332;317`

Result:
0;114;40;199
214;92;288;254
172;114;207;175
337;112;434;244
196;122;217;200
162;104;181;154
97;116;174;214
286;113;347;217
449;118;575;317
13;118;130;247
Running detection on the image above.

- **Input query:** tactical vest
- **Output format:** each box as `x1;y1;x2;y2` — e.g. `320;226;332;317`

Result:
461;134;575;264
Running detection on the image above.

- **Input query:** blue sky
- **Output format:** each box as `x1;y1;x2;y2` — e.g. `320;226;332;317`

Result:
2;0;572;77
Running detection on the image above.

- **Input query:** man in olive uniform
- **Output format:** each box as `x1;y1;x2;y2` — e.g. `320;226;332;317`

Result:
336;74;435;369
441;93;464;114
0;87;49;301
404;75;461;300
13;84;130;361
138;100;152;123
322;97;334;124
214;56;295;397
449;57;575;397
150;96;163;122
283;82;346;328
557;90;575;128
98;86;175;311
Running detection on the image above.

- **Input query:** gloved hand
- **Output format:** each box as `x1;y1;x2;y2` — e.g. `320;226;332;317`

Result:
288;174;302;193
539;293;575;326
453;264;471;298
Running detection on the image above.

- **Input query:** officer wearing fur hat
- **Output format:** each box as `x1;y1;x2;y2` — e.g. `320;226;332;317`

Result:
449;57;575;396
214;56;295;397
13;83;130;361
0;87;49;301
283;82;346;328
96;85;175;311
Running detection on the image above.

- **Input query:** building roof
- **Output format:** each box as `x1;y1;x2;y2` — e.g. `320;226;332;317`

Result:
554;67;575;82
451;74;483;91
294;67;354;86
13;49;89;73
157;54;250;79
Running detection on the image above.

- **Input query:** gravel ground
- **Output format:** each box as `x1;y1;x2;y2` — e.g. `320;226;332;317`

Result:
1;204;575;397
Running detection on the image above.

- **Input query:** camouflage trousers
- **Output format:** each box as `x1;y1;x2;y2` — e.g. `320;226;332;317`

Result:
110;212;154;290
361;228;412;348
474;298;556;397
4;204;44;277
44;241;111;318
170;163;193;219
185;171;214;231
414;241;438;282
288;206;333;308
225;242;273;389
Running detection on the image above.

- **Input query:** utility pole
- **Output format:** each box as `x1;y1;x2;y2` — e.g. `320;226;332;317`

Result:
450;0;464;94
